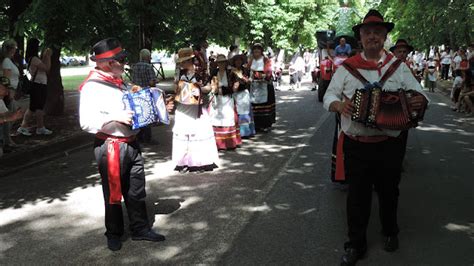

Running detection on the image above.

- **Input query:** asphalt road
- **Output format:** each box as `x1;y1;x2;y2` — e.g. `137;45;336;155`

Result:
0;79;473;265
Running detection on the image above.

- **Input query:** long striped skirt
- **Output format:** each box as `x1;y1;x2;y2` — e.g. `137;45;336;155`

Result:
212;95;242;150
252;83;276;130
238;112;256;138
213;124;242;150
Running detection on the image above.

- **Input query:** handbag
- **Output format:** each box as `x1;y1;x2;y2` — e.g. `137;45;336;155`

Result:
17;58;38;95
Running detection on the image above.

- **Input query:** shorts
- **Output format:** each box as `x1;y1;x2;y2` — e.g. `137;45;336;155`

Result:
29;82;48;112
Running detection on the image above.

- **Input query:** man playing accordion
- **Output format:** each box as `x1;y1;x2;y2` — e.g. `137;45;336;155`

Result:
323;10;428;265
79;38;167;252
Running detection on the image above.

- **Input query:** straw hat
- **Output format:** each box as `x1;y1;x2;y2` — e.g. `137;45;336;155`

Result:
251;43;264;52
176;47;195;63
215;54;228;63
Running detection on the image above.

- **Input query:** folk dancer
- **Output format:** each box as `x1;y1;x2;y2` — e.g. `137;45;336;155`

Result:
173;47;219;173
248;43;276;133
230;54;256;138
210;54;242;150
79;38;166;252
323;10;428;265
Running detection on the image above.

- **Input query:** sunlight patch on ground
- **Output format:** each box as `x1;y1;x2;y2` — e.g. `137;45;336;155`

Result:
416;125;474;136
240;203;271;213
151;246;182;261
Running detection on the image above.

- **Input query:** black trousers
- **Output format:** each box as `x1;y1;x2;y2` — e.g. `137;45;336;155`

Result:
343;135;404;250
441;64;450;80
138;126;152;142
94;138;150;239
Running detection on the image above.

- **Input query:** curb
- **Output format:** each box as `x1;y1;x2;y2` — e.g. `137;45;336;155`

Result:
0;133;94;177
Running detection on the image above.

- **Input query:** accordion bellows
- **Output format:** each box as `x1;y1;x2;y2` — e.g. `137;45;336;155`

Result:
351;88;427;130
123;87;170;130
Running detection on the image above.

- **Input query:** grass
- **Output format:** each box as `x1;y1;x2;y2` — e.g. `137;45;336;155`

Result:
62;69;176;91
62;75;88;91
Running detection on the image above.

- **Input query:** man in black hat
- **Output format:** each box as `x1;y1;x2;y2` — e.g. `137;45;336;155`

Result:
390;39;414;62
323;10;428;265
79;38;165;251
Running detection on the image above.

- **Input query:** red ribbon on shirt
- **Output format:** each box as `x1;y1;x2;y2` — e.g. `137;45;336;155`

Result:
78;69;124;91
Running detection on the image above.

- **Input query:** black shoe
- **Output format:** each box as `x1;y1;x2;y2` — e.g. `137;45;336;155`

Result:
107;238;122;251
384;236;399;252
132;230;166;242
340;247;366;266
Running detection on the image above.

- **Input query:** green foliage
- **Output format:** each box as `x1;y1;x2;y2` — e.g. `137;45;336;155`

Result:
242;0;340;52
378;0;473;50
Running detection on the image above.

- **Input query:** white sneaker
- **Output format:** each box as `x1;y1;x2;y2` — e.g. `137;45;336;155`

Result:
17;127;32;136
36;127;53;135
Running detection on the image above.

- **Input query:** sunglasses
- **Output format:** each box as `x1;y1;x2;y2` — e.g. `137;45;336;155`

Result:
115;56;128;64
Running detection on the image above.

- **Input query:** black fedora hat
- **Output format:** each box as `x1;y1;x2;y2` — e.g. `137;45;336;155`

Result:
389;39;414;53
352;9;394;35
90;38;128;62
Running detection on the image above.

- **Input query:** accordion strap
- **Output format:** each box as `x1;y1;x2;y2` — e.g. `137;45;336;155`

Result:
342;59;403;88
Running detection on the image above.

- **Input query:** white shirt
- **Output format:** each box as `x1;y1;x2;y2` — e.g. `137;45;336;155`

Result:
323;52;428;137
451;76;463;99
441;52;452;65
29;57;47;85
251;57;265;71
79;76;138;137
1;58;20;88
453;55;462;70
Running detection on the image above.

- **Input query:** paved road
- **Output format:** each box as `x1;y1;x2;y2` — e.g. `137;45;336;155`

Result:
0;79;473;265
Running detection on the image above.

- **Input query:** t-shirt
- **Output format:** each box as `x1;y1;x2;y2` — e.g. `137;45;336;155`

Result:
1;58;20;89
0;99;8;113
29;56;47;85
334;44;352;56
452;55;462;70
441;52;452;65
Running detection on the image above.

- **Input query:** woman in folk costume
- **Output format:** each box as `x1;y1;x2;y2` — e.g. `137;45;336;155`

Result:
210;54;242;150
173;48;218;173
248;43;276;132
230;54;256;138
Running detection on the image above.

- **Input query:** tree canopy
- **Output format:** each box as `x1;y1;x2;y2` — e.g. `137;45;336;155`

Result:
0;0;472;114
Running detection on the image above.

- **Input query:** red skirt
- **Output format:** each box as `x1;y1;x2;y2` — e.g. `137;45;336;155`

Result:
213;126;242;150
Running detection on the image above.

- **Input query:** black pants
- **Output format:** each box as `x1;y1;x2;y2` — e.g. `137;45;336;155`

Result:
441;64;450;80
138;126;152;142
94;138;150;239
343;135;404;250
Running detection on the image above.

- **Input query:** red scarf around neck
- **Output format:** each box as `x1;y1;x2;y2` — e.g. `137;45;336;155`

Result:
344;51;394;70
78;68;124;91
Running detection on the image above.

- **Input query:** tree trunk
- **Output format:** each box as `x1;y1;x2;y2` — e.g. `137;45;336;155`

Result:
44;47;64;115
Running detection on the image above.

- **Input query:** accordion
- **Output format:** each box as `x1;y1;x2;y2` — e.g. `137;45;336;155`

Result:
123;87;170;130
351;88;427;130
175;81;201;105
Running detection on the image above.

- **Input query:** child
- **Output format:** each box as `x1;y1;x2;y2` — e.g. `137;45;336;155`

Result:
425;59;438;92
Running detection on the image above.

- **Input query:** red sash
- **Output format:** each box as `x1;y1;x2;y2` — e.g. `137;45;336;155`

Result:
96;133;136;205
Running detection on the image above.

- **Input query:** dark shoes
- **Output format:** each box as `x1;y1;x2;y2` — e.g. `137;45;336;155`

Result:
132;230;166;242
340;247;366;266
384;236;399;252
107;238;122;251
